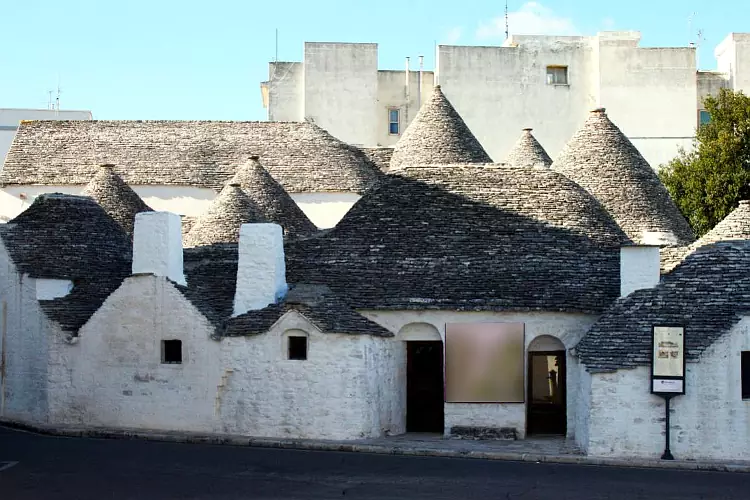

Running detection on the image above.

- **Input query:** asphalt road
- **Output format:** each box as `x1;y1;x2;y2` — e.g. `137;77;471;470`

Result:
2;425;750;499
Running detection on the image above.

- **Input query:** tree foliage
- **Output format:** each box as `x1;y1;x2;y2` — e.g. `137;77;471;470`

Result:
659;88;750;237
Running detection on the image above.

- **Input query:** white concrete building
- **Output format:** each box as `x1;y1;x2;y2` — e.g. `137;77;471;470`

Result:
262;32;750;169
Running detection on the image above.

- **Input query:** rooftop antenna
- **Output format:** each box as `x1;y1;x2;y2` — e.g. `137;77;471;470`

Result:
275;28;279;63
505;0;509;41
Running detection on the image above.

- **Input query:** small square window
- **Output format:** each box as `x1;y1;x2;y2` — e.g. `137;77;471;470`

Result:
388;108;400;135
699;109;711;128
546;66;568;85
742;352;750;399
162;339;182;364
288;336;307;360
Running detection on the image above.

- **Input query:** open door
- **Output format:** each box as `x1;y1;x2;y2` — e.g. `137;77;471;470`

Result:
406;341;444;433
527;351;566;436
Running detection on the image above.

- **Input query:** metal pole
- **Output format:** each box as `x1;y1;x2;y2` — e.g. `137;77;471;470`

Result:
661;395;674;460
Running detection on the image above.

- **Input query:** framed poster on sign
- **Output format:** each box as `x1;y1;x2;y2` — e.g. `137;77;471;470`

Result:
650;325;686;395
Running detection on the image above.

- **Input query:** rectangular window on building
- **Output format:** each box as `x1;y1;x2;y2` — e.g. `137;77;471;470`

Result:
388;108;400;135
288;336;308;360
742;352;750;399
699;110;712;128
546;66;569;85
161;339;182;364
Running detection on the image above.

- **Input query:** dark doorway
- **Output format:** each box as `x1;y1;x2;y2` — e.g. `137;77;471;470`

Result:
527;351;566;436
406;341;444;433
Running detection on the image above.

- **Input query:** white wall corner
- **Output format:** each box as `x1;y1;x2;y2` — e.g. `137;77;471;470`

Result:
132;211;186;285
620;245;661;297
641;231;679;246
35;278;74;300
233;223;288;317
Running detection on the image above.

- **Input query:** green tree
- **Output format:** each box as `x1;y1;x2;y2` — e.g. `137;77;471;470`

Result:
659;88;750;237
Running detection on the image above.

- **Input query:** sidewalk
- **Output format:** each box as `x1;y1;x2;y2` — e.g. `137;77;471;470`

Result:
3;419;750;473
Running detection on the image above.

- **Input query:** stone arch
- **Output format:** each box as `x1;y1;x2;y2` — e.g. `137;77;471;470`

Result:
397;322;442;342
528;334;565;352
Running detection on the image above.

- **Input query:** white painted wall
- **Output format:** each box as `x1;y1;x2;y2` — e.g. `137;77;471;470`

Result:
266;62;304;121
620;246;660;297
49;275;224;430
40;274;402;440
716;33;750;95
220;311;403;440
1;186;355;229
303;42;379;146
580;316;750;460
359;309;599;439
0;241;53;424
376;69;435;147
233;223;287;316
132;212;186;285
35;279;73;300
289;192;360;229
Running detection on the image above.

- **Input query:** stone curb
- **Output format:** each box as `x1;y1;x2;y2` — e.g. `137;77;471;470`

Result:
2;420;749;473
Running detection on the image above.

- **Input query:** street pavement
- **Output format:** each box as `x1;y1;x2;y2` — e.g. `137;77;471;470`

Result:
2;425;750;499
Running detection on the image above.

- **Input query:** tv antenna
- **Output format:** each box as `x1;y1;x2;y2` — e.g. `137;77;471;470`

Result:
505;0;509;40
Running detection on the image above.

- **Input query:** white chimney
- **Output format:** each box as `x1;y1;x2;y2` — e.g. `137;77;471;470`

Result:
233;223;288;316
620;245;660;297
132;211;186;285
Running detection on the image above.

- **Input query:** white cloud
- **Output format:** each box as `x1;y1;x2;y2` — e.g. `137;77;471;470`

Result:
476;2;579;40
444;26;463;44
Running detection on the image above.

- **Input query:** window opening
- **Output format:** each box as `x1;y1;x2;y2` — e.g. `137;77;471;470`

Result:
288;336;308;360
162;339;182;364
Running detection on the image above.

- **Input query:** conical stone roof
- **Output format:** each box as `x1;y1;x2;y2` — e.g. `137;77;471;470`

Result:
183;184;267;247
229;157;318;237
390;85;492;169
82;164;152;235
662;200;750;273
552;108;695;245
504;128;552;168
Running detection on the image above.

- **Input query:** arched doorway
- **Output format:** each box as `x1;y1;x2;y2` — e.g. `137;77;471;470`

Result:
398;323;444;433
527;335;566;436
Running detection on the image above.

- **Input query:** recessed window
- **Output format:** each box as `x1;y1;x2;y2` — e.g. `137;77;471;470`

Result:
546;66;568;85
388;108;400;135
699;109;711;128
162;339;182;364
742;352;750;399
288;336;308;360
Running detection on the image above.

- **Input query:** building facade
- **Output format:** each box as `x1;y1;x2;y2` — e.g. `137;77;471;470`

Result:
0;108;92;164
262;32;750;169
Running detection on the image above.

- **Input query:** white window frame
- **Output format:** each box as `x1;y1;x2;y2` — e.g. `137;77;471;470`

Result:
388;108;401;136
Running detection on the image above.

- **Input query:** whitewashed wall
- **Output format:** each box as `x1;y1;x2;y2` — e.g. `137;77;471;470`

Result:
581;316;750;460
0;186;355;229
43;274;401;439
359;310;599;439
266;62;304;122
0;241;53;424
50;275;224;431
220;311;403;440
375;70;435;147
303;42;379;147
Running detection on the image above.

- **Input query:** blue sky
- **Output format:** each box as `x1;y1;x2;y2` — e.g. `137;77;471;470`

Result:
1;0;745;120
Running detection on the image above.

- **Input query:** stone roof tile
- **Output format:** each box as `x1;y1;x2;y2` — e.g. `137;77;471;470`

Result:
577;240;750;373
552;108;695;245
183;184;267;248
0;193;132;334
1;120;383;194
390;86;492;169
229;157;318;237
81;164;152;236
285;164;629;314
662;200;750;273
504;128;553;168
